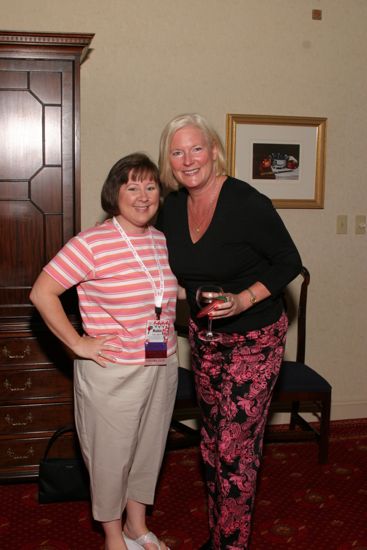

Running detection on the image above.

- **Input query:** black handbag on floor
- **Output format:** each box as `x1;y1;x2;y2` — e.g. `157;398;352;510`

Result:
38;424;90;504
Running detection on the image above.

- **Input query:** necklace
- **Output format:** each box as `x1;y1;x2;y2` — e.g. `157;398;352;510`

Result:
188;185;219;234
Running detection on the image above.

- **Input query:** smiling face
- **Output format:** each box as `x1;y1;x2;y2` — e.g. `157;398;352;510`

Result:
169;125;218;191
116;173;160;233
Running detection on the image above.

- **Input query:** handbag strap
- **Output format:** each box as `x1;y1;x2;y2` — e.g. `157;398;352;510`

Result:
42;424;76;460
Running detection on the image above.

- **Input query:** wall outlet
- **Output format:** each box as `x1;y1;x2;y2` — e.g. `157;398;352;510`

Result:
355;215;366;235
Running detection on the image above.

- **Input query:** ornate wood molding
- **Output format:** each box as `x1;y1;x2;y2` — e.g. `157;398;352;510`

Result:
0;31;94;61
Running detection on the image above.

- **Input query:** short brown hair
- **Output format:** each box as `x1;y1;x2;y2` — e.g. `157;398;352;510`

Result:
101;152;160;216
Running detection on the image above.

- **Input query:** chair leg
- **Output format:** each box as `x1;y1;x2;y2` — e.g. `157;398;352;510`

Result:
289;400;300;430
318;394;331;464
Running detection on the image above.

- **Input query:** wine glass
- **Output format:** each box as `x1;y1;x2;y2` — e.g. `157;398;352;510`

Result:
196;284;224;341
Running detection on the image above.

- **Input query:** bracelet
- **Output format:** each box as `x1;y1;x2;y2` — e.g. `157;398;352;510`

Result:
246;287;257;305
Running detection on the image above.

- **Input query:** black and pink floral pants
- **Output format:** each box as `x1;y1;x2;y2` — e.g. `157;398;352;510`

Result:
189;312;288;550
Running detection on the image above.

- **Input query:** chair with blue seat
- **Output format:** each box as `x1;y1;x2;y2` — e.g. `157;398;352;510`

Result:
266;266;332;464
169;266;332;463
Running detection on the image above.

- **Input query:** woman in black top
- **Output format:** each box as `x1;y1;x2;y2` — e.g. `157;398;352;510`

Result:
157;113;302;550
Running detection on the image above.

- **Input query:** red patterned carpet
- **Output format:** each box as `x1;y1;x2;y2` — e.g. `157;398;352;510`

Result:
0;419;366;550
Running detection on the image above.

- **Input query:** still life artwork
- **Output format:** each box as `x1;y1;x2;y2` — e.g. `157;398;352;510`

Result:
253;143;300;180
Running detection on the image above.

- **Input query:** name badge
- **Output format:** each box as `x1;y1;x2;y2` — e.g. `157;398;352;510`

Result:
145;320;170;366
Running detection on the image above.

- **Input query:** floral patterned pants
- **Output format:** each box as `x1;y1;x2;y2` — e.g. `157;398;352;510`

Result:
189;312;288;550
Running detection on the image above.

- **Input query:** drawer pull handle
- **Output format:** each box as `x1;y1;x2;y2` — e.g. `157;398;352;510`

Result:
7;446;35;460
3;377;32;392
5;412;33;427
2;345;31;360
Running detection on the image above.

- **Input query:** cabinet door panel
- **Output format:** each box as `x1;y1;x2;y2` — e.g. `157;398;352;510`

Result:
0;89;43;179
0;201;44;287
0;59;75;318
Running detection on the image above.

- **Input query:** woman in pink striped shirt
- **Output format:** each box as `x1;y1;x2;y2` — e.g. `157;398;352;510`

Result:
30;153;180;550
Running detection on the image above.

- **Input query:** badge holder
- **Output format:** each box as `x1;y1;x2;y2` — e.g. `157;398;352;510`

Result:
145;319;170;366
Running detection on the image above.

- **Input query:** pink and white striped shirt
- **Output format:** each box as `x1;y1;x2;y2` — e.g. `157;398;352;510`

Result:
44;219;178;365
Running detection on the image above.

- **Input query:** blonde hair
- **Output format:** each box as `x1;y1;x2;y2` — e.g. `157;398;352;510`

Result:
159;113;227;192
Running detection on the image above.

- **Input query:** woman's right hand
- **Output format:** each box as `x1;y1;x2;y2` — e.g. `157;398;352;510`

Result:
72;335;118;368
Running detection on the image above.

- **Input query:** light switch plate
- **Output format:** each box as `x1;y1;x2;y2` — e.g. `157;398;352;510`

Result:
336;215;347;235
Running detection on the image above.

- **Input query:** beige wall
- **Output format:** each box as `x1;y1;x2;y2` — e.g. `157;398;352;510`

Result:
2;0;366;420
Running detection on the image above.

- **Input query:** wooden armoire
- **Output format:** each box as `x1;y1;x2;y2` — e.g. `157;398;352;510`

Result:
0;31;94;480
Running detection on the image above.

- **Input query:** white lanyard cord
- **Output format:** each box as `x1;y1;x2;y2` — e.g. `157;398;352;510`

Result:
112;218;164;318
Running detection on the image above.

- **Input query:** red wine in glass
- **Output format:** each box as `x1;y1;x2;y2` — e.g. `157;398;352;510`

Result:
196;285;224;341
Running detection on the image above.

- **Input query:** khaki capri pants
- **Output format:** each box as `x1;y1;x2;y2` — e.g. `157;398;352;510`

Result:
74;354;178;522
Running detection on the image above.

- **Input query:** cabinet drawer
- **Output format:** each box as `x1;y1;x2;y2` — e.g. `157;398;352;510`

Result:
0;403;74;434
0;367;73;401
0;433;82;476
0;335;73;367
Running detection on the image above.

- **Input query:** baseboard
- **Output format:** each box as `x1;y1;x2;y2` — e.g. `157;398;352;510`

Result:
178;405;367;431
269;400;367;425
330;400;367;420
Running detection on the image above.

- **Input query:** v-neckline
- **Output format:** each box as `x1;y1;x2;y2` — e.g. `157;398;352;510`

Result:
187;177;227;245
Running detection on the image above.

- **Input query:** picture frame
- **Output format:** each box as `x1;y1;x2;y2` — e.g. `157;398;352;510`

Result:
226;114;327;208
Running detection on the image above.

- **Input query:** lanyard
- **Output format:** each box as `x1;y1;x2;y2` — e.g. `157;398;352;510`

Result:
112;217;164;319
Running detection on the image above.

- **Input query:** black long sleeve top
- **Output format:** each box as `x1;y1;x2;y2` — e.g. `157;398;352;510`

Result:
157;177;302;333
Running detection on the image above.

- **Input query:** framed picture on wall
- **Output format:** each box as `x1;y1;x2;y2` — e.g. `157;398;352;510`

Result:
226;114;327;208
